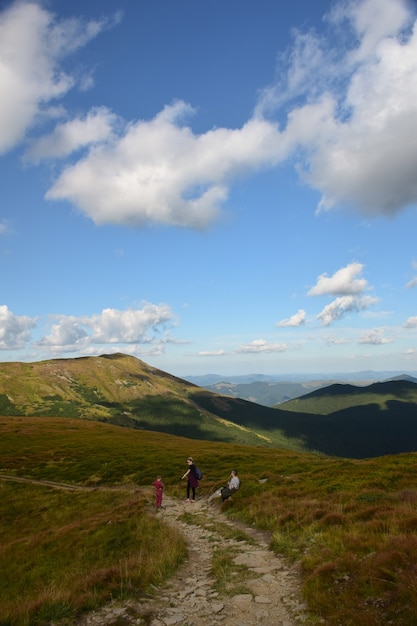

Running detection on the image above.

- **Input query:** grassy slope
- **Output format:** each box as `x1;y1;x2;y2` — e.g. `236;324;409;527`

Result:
1;355;417;458
2;415;417;625
0;353;295;449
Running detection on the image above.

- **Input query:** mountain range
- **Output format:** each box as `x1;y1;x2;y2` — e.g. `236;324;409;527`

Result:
1;353;416;459
186;372;417;406
185;370;417;385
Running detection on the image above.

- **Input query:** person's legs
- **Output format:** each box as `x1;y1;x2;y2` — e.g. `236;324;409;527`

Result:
221;487;232;501
191;487;196;501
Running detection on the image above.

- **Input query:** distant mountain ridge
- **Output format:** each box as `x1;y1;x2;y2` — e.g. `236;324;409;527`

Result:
1;354;417;459
184;370;417;386
199;380;330;406
279;379;417;415
187;373;417;407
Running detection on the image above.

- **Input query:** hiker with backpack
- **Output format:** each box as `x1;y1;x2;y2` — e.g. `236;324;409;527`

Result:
181;457;201;502
221;469;240;501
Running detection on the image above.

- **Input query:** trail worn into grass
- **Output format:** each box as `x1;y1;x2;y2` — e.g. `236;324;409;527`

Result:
78;494;308;626
0;475;308;625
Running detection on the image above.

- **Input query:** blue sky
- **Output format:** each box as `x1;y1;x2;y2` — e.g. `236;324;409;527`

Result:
1;0;417;377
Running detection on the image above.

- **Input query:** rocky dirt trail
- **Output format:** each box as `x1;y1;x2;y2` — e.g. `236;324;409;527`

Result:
78;494;309;626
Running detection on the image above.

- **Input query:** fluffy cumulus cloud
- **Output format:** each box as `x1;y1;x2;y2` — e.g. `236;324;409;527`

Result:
308;263;368;296
46;102;285;229
1;0;417;228
37;317;88;351
235;339;288;354
317;295;379;326
307;262;378;325
0;305;36;349
276;309;306;327
24;107;119;163
85;305;174;344
403;316;417;329
358;328;393;344
258;0;417;217
48;0;417;229
0;2;114;155
0;306;165;356
36;304;176;354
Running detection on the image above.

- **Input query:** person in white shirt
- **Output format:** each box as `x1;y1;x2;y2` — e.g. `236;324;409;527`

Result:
221;469;240;501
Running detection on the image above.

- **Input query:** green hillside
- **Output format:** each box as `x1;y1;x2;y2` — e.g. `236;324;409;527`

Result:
1;355;417;458
2;416;417;625
274;380;417;458
0;353;303;450
279;380;417;414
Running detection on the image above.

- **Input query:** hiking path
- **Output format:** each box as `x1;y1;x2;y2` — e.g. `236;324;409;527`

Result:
77;493;309;626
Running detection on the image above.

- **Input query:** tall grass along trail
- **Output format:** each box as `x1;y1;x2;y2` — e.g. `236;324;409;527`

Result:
76;493;308;626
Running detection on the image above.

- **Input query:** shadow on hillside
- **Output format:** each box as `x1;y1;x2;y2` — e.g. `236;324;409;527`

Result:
100;396;238;444
191;392;417;458
281;400;417;458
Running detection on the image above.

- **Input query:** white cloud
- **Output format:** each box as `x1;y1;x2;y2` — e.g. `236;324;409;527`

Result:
276;309;306;327
255;31;333;115
325;335;351;346
0;2;111;155
403;316;417;329
24;107;118;163
357;328;393;344
37;317;88;351
3;0;417;229
37;304;176;352
235;339;288;354
310;2;417;216
83;344;166;359
196;350;226;357
258;0;417;217
0;305;36;349
85;305;175;343
307;264;380;327
46;102;286;230
308;262;368;296
329;0;411;63
317;295;379;326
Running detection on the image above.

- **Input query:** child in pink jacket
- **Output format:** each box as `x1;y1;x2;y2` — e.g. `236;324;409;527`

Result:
152;475;164;510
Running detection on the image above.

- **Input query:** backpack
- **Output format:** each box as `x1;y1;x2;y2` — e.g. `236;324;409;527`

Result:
194;466;203;480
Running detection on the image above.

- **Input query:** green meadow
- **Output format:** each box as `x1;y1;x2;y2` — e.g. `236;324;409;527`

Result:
1;416;417;625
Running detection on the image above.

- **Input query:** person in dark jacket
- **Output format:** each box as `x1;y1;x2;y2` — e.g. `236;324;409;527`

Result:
181;457;199;502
